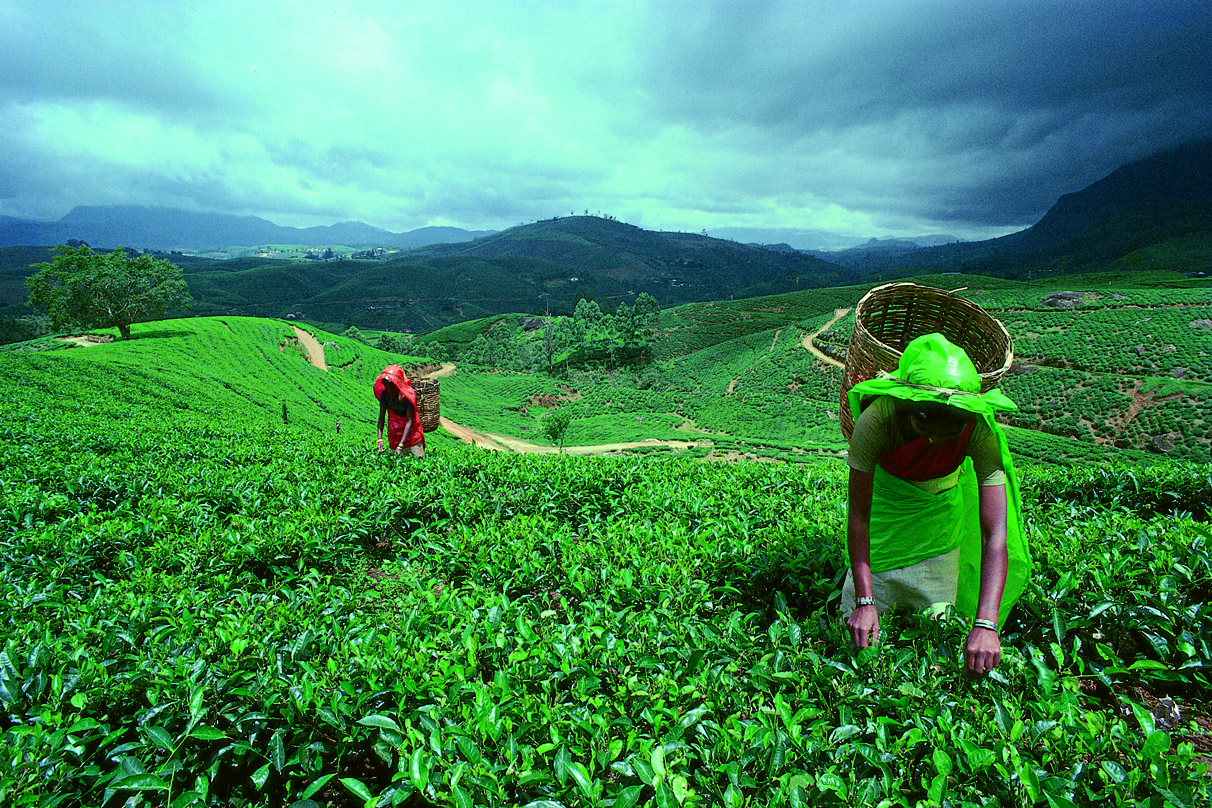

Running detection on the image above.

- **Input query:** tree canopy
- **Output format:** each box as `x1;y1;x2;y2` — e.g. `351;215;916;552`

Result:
542;407;572;453
25;245;192;340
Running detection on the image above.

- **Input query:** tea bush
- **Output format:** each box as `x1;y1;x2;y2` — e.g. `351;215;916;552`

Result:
2;319;1210;807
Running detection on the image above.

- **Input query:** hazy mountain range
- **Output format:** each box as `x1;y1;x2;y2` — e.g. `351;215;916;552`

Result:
4;139;1208;269
0;206;494;252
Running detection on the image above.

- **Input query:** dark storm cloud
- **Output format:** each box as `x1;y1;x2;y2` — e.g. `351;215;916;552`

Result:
638;0;1212;228
1;1;1209;242
0;4;239;123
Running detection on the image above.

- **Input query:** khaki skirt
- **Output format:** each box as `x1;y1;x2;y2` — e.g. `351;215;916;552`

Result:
840;546;961;616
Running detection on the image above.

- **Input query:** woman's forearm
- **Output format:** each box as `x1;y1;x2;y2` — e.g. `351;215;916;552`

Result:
847;471;876;597
976;484;1010;623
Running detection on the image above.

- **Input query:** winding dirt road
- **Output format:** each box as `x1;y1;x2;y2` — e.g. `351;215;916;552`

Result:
801;307;850;367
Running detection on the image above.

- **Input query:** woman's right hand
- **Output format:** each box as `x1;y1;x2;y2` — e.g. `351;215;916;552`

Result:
376;438;384;452
848;604;880;648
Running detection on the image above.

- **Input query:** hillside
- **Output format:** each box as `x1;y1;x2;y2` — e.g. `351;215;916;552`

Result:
0;317;438;437
411;271;1212;467
820;139;1212;279
0;217;857;341
415;215;851;291
2;312;1209;806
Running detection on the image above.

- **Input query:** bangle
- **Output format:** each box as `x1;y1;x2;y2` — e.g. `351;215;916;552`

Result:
855;596;876;608
972;618;999;633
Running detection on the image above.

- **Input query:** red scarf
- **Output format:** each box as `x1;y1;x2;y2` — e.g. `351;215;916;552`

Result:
877;421;974;481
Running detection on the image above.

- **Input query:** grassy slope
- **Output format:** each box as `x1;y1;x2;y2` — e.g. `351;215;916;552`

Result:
1;317;440;444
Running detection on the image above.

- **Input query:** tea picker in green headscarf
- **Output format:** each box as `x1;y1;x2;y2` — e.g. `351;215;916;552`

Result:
843;333;1031;676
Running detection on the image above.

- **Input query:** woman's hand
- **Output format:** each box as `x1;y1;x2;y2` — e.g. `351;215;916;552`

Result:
964;627;1002;675
376;438;384;452
848;604;880;648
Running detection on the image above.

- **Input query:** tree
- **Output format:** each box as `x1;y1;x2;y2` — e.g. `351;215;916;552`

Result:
25;245;191;340
542;408;572;454
633;292;660;336
376;333;407;353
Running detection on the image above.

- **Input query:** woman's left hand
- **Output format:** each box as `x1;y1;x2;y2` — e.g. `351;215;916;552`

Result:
964;627;1002;676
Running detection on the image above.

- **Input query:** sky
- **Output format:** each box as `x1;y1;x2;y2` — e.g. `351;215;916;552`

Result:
2;0;1210;249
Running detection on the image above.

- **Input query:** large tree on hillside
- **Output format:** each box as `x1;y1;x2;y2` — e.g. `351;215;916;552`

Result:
26;245;192;340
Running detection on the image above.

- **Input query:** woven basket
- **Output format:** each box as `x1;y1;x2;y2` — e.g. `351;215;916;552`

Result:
413;379;440;432
840;282;1013;440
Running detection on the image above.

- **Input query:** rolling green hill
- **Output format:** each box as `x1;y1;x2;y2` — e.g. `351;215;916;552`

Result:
0;317;436;439
417;272;1212;466
0;218;857;340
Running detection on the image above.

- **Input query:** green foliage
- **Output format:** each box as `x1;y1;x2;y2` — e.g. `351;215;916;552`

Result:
0;314;49;344
541;407;572;452
25;245;192;340
436;297;663;374
1;313;1210;806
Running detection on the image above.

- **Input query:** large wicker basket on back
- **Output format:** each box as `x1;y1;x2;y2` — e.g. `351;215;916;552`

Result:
840;282;1013;441
413;378;440;432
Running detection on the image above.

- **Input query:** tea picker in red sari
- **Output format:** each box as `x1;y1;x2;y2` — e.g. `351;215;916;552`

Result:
843;333;1031;676
374;365;425;457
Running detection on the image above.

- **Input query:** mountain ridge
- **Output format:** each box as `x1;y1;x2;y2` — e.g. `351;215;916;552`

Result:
0;205;495;251
822;138;1212;277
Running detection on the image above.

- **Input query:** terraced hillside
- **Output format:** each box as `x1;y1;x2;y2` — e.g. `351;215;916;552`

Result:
423;272;1211;466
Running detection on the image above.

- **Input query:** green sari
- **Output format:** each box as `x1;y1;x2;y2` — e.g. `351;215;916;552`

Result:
848;374;1031;628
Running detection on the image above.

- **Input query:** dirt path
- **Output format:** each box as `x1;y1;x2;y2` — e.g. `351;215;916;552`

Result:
438;417;512;451
801;307;850;367
423;363;458;378
438;416;710;456
293;326;327;370
56;335;104;348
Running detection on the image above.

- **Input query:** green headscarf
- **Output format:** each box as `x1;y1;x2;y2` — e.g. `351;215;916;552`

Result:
847;333;1031;627
849;332;1017;418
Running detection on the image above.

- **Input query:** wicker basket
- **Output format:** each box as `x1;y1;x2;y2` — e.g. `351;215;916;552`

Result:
413;378;440;433
840;282;1013;440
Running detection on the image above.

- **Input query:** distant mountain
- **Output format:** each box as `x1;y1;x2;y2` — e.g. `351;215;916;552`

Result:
404;215;854;298
0;205;494;251
151;216;856;335
835;139;1212;278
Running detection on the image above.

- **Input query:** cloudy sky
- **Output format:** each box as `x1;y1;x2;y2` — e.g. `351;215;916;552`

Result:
2;1;1209;247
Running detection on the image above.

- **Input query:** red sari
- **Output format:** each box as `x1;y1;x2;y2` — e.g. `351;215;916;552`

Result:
374;366;424;450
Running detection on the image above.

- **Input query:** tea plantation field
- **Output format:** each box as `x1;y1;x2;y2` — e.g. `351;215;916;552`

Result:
432;272;1211;467
2;312;1210;807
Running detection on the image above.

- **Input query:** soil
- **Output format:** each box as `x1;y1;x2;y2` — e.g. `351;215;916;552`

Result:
1123;685;1212;775
801;307;851;367
56;335;111;347
292;326;327;370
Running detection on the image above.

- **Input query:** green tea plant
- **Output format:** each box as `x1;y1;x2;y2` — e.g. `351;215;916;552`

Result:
2;317;1209;807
